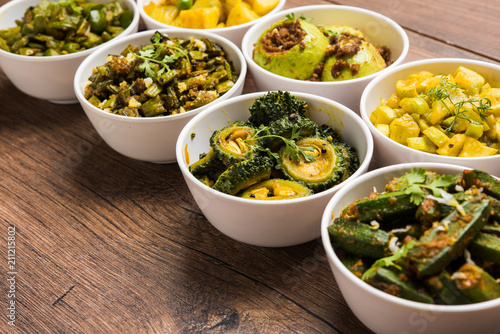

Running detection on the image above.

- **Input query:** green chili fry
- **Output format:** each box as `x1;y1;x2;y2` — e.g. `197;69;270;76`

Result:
84;31;239;117
0;0;133;56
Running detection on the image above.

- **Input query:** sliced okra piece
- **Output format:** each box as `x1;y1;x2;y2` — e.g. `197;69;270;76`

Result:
460;169;500;200
140;96;167;117
408;195;491;277
340;190;418;225
468;232;500;264
425;270;472;305
452;263;500;303
367;267;434;304
327;217;392;259
340;252;372;279
482;223;500;236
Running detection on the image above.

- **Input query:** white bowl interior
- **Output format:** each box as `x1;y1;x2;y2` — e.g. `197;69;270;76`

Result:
360;58;500;176
0;0;139;103
74;29;246;163
137;0;286;48
176;91;373;247
241;5;409;113
321;163;500;334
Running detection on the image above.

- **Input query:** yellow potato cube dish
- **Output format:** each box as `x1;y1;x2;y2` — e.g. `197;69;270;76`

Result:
144;0;279;28
370;67;500;157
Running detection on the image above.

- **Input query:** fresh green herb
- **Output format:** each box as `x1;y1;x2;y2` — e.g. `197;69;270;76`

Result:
393;168;456;205
131;33;190;79
284;13;309;22
424;76;491;131
246;126;317;162
362;239;417;281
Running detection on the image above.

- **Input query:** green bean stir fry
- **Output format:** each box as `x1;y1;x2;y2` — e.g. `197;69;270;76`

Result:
84;31;239;117
0;0;133;56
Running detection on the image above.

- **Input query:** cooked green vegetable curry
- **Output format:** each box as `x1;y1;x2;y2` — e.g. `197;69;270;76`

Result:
84;31;238;117
189;91;360;200
328;168;500;304
0;0;133;56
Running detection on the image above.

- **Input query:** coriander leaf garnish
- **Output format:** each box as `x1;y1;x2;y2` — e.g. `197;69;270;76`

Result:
393;168;456;205
245;126;317;162
361;239;417;281
130;32;190;79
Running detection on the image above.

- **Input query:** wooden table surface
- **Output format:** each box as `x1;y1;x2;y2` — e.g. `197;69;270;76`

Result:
1;0;498;333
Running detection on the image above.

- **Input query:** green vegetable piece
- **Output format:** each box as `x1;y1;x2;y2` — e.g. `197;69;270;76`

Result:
189;148;226;177
177;0;193;10
367;267;434;304
62;42;81;54
340;253;371;279
238;179;313;200
210;121;259;166
248;91;307;126
260;114;319;151
460;169;500;200
452;263;500;303
278;137;346;192
212;156;273;195
482;223;500;237
144;83;162;98
425;271;472;305
120;10;133;29
468;232;500;264
408;195;491;277
328;217;391;259
140;96;167;117
341;190;417;225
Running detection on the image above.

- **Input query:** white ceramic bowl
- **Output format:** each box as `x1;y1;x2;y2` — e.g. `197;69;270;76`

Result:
74;29;246;163
0;0;139;104
138;0;286;48
321;163;500;334
360;58;500;176
241;5;409;113
176;91;373;247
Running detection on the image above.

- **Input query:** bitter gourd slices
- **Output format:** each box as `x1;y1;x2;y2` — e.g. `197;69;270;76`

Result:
189;148;226;177
408;195;491;277
277;137;346;193
210;121;260;166
238;179;312;200
260;114;319;151
212;156;273;195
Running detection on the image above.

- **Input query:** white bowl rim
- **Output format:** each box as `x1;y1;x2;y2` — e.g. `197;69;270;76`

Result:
321;161;500;312
241;4;410;86
175;90;374;206
359;57;500;162
137;0;287;33
0;0;140;62
74;28;247;123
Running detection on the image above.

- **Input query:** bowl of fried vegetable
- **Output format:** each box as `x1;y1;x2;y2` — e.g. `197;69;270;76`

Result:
176;91;373;247
241;5;409;113
360;58;500;176
0;0;139;104
137;0;286;48
321;162;500;334
74;29;246;163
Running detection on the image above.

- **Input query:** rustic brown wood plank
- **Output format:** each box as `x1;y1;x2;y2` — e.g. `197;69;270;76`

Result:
0;0;499;333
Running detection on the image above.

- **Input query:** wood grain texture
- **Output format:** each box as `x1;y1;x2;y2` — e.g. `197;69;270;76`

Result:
0;0;499;333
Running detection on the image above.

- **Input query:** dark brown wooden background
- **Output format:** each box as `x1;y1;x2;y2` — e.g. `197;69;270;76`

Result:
1;0;498;333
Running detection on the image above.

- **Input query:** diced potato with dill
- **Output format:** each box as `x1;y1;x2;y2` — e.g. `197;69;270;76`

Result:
226;2;260;26
389;114;420;145
458;137;498;157
436;134;467;156
385;92;400;109
454;66;485;96
248;0;279;16
480;87;500;116
375;123;390;137
396;78;418;98
370;105;398;124
422;126;450;147
427;100;451;125
407;136;437;153
399;96;430;115
179;6;221;29
464;122;484;139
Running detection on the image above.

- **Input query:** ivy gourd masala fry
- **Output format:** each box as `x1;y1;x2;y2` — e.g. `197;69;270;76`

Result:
0;0;133;56
84;31;239;117
328;167;500;305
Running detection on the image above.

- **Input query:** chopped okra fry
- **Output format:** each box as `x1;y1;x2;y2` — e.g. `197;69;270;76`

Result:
0;0;133;56
328;167;500;305
84;31;239;117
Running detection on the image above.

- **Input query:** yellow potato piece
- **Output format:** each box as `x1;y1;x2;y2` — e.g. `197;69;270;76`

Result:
226;2;260;26
389;114;420;145
436;134;466;156
179;6;221;28
459;136;498;157
250;0;279;16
